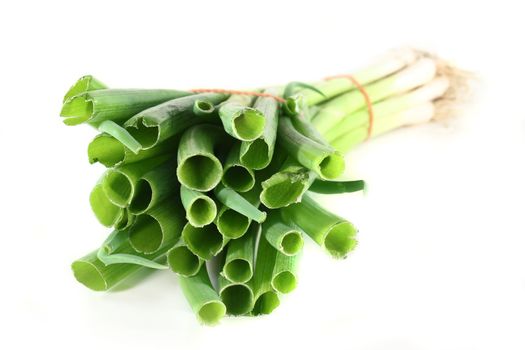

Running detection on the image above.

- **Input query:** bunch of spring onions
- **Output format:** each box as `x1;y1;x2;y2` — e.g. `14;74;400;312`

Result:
64;48;458;325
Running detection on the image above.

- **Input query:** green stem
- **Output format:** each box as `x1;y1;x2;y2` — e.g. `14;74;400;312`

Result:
61;89;191;126
88;133;179;168
97;120;142;154
219;95;266;141
176;124;226;191
167;241;203;277
301;48;419;105
262;211;304;256
89;178;124;228
215;205;251;239
271;250;301;294
179;266;226;325
329;103;434;153
129;197;186;254
63;75;107;102
193;99;216;117
101;156;170;208
221;224;257;283
218;276;254;316
239;88;280;169
277;116;344;180
114;209;136;230
250;231;280;315
259;160;316;209
309;179;366;194
72;237;172;291
323;76;448;142
281;194;358;259
222;143;255;192
214;184;266;223
97;230;169;270
312;58;436;134
182;222;225;260
180;186;217;227
129;160;178;215
124;93;228;150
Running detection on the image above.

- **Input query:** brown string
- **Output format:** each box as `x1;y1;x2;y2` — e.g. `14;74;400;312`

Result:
325;75;374;139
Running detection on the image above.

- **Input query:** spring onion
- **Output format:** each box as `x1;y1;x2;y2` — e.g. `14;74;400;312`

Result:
221;224;256;283
277;116;345;180
282;194;358;259
114;209;136;231
219;94;266;141
182;222;225;260
330;102;436;153
129;197;185;254
271;249;301;294
262;211;304;256
193;99;216;117
124;93;228;150
180;186;217;227
309;179;366;194
259;161;315;209
177;124;226;191
61;88;191;126
324;77;450;142
63;75;107;102
101;156;170;207
214;184;266;224
215;206;251;239
218;276;254;316
239;88;279;169
222;143;255;192
178;266;226;325
72;234;174;291
88;133;179;168
64;48;463;323
128;159;178;214
302;48;419;105
313;58;437;134
250;231;280;315
89;178;124;227
97;229;170;270
167;241;203;277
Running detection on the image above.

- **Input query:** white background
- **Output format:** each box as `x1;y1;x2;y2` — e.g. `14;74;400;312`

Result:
1;1;524;349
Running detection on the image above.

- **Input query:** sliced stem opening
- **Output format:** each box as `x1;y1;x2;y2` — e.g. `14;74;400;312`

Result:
216;208;251;239
177;154;222;191
223;259;252;283
252;292;280;316
167;245;203;277
182;223;224;260
220;283;254;315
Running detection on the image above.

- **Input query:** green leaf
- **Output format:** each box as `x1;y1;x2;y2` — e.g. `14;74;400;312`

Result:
309;179;366;194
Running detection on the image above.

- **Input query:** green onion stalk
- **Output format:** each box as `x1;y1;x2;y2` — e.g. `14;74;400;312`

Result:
167;241;203;277
218;95;266;141
180;186;217;227
64;47;463;324
250;229;280;315
176;124;229;191
281;194;358;259
215;181;264;239
101;156;170;208
124;93;228;150
61;87;191;127
128;196;186;254
221;224;257;283
239;88;280;169
179;266;226;325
